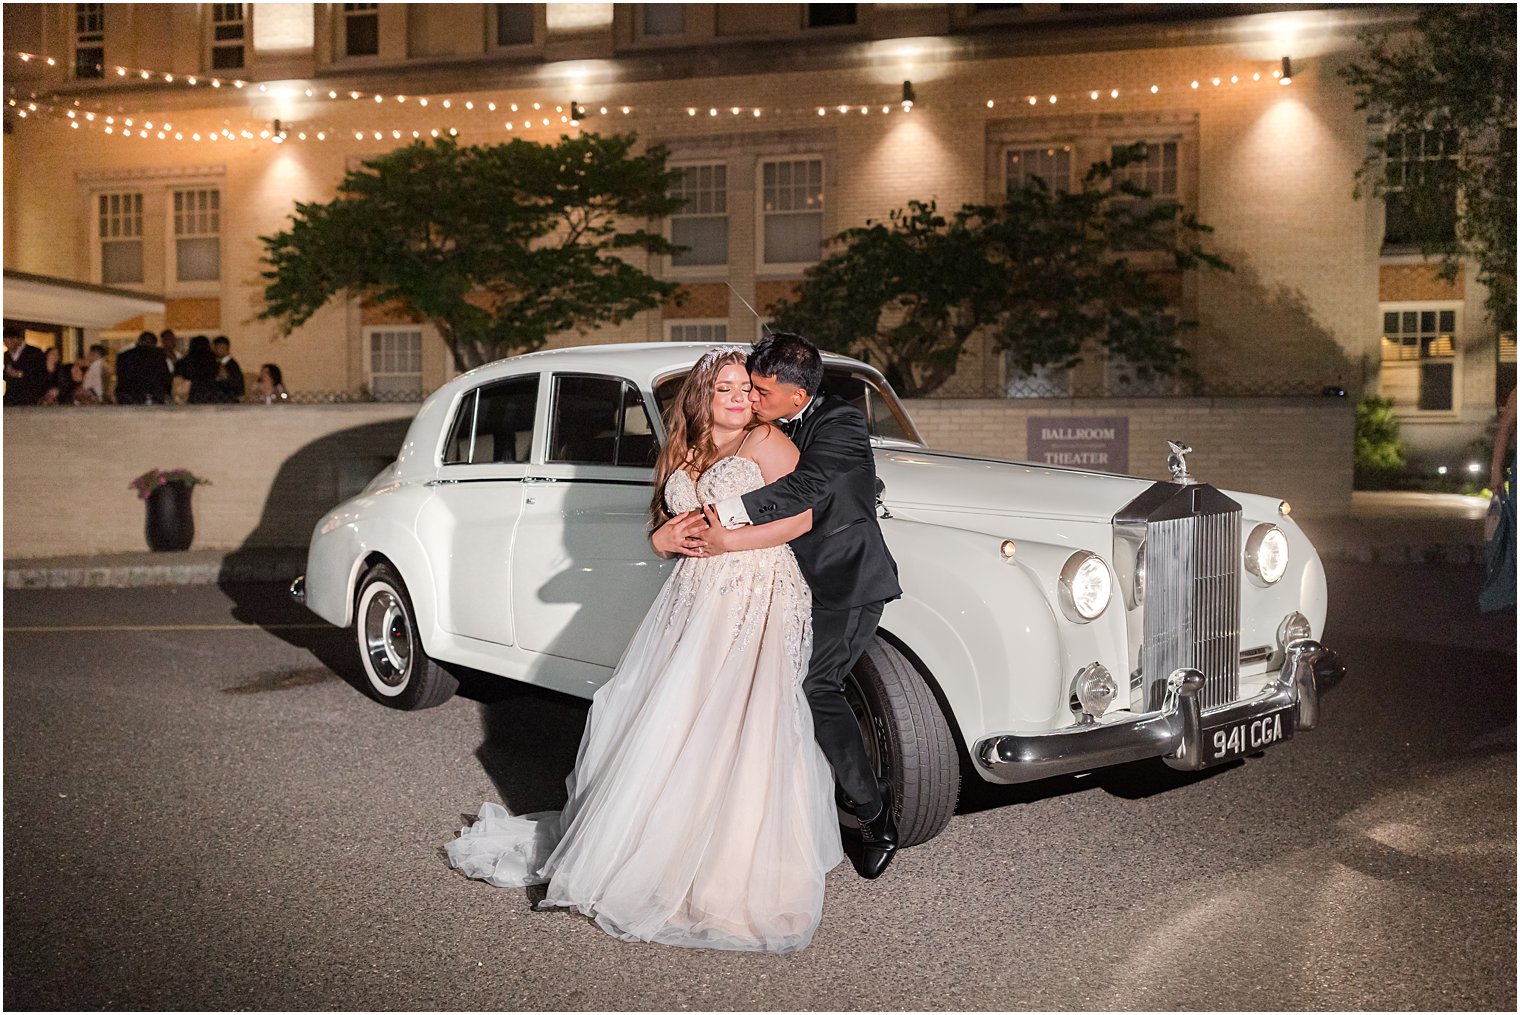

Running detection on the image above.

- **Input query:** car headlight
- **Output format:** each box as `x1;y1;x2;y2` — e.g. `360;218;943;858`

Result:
1244;523;1289;585
1059;551;1112;622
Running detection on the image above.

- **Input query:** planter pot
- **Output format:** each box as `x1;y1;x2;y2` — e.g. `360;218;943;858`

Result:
145;483;196;552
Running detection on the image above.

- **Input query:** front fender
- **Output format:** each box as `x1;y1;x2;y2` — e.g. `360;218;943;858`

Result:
881;518;1101;748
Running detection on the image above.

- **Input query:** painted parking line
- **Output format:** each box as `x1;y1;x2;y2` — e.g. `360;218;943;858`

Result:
3;623;332;632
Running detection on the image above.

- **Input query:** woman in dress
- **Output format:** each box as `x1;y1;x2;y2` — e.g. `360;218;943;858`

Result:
446;346;843;953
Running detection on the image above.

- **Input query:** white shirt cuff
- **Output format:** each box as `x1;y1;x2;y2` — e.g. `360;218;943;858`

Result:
714;495;752;528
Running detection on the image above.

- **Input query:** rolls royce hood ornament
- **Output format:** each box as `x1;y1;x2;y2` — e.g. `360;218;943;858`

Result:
1167;440;1196;485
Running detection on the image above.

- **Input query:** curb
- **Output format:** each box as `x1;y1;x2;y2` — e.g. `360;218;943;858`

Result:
3;554;306;590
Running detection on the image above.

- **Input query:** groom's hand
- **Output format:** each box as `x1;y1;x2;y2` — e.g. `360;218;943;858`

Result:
693;504;737;557
650;511;707;558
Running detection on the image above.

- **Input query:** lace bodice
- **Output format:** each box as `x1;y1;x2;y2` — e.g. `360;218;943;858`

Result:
663;456;765;520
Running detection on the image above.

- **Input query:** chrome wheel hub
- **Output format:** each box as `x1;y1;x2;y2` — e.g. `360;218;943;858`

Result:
363;589;411;687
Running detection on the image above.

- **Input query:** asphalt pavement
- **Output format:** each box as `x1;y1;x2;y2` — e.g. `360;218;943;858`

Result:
2;562;1515;1011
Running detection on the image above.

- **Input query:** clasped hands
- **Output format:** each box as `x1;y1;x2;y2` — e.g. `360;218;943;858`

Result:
651;505;738;559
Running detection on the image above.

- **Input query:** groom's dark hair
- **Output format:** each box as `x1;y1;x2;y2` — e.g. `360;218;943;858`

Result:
748;331;824;395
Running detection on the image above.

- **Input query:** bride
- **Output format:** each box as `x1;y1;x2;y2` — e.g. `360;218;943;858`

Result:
446;346;843;953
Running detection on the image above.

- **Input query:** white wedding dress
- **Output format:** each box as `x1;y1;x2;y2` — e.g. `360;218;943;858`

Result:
446;456;843;953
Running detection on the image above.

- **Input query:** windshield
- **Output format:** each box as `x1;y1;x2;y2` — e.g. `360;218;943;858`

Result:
652;365;923;445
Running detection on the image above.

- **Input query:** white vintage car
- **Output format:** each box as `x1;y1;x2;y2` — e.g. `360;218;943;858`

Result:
294;342;1344;846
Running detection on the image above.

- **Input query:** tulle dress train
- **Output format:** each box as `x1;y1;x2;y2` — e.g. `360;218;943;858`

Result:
446;456;843;953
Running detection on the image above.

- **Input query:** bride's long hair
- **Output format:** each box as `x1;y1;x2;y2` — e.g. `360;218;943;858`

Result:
649;347;752;532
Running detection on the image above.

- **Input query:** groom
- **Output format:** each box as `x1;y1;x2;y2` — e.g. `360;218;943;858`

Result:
697;332;903;879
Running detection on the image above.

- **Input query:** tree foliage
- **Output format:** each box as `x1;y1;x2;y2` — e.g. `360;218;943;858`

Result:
770;144;1230;397
260;134;685;369
1342;5;1517;330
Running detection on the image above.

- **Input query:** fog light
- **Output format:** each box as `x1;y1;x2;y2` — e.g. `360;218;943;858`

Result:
1072;662;1117;719
1278;611;1312;649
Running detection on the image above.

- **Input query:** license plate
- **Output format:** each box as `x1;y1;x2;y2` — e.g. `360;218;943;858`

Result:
1201;706;1295;766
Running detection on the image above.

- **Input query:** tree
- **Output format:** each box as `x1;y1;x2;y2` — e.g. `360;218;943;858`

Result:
1342;6;1517;331
770;144;1230;397
260;134;685;370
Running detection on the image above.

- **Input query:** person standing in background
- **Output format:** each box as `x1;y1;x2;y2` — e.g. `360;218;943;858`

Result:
82;344;109;403
256;363;288;404
4;326;50;406
212;336;245;403
114;331;171;405
175;335;220;404
159;329;179;377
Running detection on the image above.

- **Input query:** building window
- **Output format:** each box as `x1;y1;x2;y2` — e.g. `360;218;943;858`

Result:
343;2;379;57
666;321;728;343
761;157;824;267
210;3;247;69
75;3;104;79
669;164;727;268
1381;307;1458;411
98;192;144;285
1006;144;1073;194
367;327;423;399
642;4;685;36
495;4;534;46
1383;129;1458;247
172;189;221;283
1111;140;1179;249
1499;332;1517;407
806;4;857;28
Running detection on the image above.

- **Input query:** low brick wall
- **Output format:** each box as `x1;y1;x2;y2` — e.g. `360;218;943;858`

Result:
903;397;1353;517
3;404;416;558
2;397;1351;559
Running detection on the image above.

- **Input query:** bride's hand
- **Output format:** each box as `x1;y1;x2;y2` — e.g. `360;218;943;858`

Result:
651;511;708;558
694;505;738;557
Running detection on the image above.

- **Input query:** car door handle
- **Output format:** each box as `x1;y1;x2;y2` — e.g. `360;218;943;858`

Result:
522;476;558;484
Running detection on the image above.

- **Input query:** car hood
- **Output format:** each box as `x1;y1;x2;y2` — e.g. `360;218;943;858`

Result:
875;448;1158;523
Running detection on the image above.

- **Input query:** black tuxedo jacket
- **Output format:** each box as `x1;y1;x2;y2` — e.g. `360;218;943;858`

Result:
114;345;172;404
739;394;901;611
216;356;246;402
3;344;50;405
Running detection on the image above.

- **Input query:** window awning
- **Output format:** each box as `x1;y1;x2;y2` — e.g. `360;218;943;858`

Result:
3;269;165;330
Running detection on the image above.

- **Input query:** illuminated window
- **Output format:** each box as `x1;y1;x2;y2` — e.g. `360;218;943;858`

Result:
75;3;104;79
367;327;423;399
1006;145;1073;194
211;3;246;69
760;157;824;266
98;192;143;285
1110;140;1180;250
669;164;727;268
173;189;221;283
1380;305;1459;412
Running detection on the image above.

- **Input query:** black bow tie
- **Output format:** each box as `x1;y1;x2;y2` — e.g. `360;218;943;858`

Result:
778;417;798;436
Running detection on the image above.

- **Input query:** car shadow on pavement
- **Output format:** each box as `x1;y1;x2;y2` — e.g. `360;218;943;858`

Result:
452;669;590;815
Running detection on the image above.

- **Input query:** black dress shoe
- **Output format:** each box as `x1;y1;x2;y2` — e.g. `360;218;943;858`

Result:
848;778;898;880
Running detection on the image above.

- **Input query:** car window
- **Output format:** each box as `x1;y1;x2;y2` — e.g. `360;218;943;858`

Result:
548;374;659;468
442;374;538;465
654;365;920;444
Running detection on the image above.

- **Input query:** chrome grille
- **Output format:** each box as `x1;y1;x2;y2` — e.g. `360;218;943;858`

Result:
1142;507;1241;712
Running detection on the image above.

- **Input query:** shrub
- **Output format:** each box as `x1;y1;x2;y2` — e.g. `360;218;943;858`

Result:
1354;396;1406;488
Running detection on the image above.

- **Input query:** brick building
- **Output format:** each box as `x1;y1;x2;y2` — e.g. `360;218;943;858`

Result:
2;3;1508;470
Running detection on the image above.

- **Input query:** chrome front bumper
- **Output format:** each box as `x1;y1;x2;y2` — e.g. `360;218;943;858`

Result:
974;641;1345;784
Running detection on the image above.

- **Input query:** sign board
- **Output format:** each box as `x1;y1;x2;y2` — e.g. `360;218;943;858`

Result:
1026;416;1129;473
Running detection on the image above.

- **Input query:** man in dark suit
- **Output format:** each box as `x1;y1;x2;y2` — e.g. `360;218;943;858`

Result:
3;326;50;406
697;332;903;879
114;330;172;405
212;335;245;403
